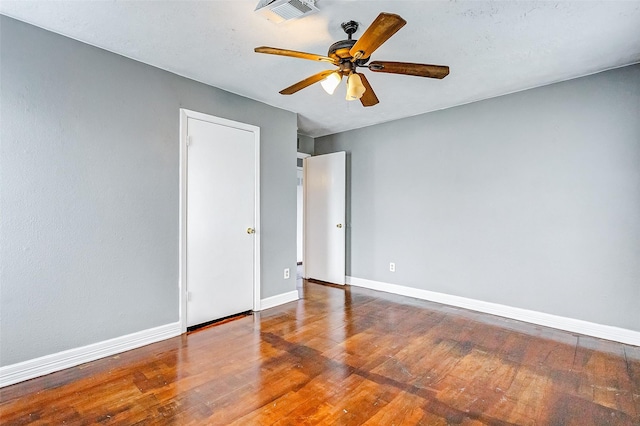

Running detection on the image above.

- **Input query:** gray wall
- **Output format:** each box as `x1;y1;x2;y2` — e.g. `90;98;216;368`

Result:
316;64;640;332
0;16;297;366
297;134;314;155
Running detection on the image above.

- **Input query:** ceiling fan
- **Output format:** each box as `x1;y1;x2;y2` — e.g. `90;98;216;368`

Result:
254;12;450;107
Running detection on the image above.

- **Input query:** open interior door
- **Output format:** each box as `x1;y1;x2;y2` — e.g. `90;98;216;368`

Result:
303;152;346;285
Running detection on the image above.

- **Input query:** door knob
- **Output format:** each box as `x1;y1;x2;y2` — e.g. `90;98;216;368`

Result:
247;228;255;234
336;224;343;228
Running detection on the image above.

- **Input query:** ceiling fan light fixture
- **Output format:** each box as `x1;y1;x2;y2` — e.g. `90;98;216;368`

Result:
320;71;342;95
346;73;366;101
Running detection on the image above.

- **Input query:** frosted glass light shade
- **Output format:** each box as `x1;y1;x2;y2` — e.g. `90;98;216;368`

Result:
346;73;366;100
320;72;342;95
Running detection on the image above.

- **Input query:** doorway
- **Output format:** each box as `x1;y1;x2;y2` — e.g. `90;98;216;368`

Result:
179;109;260;332
297;152;310;287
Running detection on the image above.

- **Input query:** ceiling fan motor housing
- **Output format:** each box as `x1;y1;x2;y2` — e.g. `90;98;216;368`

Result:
328;21;369;67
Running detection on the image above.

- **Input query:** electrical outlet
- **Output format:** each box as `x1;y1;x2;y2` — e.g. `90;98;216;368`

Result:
390;262;396;272
284;268;290;279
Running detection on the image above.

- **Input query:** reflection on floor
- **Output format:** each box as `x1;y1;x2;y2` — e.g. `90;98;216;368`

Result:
2;280;639;424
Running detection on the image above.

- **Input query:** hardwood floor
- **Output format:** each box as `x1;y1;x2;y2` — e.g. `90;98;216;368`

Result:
1;281;639;425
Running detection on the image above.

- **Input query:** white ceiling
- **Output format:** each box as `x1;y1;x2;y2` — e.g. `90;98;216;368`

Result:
1;1;639;137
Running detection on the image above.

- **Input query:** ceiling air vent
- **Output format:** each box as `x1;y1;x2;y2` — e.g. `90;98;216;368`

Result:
255;0;319;23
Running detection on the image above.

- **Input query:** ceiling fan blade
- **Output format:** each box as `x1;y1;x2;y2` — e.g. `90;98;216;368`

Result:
349;13;406;60
368;61;450;79
358;73;379;107
280;70;336;95
255;46;337;64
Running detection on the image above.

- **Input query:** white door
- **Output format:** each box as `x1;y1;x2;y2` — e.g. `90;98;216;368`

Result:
185;114;258;327
304;152;346;285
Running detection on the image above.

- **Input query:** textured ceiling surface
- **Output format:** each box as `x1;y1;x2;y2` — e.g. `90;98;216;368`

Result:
1;1;639;137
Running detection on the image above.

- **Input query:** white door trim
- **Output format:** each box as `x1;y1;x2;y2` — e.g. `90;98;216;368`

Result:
179;108;261;333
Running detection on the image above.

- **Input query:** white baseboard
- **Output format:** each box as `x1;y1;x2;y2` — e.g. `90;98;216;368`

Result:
260;290;299;310
0;322;182;388
347;276;640;346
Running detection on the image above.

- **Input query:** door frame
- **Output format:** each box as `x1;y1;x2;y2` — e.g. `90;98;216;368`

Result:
296;152;310;269
179;108;261;333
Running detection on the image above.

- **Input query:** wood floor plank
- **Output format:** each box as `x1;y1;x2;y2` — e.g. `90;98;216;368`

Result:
1;280;638;425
